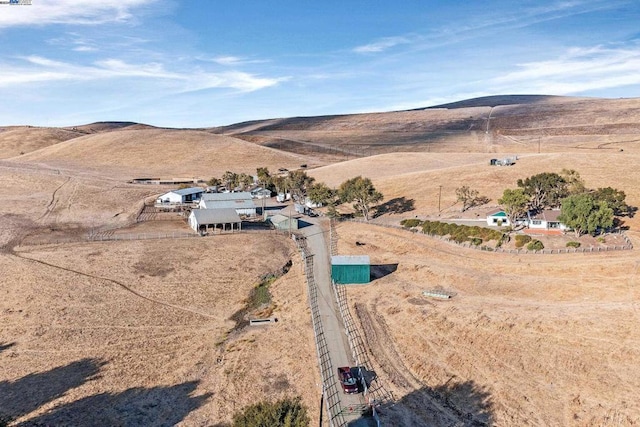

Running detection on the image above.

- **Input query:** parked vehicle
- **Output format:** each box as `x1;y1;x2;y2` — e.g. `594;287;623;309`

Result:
337;367;359;394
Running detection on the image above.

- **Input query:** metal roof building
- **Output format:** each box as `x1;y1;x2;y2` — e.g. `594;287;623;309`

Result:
157;187;204;204
201;192;253;202
188;208;242;234
331;255;370;284
267;214;298;231
198;198;256;216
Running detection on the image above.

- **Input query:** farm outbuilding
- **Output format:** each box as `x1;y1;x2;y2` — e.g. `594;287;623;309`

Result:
188;208;242;234
156;187;204;204
198;199;257;216
268;214;298;231
201;192;253;202
331;255;370;284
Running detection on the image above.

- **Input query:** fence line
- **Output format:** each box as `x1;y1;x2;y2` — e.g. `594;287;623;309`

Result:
330;220;390;425
292;233;345;427
342;218;633;255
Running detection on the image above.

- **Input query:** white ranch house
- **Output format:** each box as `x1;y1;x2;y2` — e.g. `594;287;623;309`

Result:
486;209;569;232
527;209;569;232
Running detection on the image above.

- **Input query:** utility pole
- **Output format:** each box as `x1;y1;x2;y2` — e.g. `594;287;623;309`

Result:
438;185;442;213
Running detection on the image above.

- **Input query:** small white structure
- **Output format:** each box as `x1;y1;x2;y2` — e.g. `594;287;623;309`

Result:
527;209;568;232
304;197;322;209
189;208;241;234
156;187;204;204
486;209;510;226
276;192;291;202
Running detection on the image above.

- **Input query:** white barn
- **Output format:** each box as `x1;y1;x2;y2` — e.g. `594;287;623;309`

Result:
157;187;204;204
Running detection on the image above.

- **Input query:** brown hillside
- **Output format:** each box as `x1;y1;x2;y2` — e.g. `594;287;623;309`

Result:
0;126;84;159
13;128;314;178
213;96;640;157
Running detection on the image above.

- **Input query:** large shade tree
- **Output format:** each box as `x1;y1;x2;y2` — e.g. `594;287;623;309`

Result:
338;176;383;221
558;193;614;237
498;188;529;226
517;172;568;211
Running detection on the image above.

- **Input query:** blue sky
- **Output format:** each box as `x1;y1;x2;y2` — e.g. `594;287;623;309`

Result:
0;0;639;127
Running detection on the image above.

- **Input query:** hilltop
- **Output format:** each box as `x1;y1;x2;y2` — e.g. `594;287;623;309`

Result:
211;95;640;157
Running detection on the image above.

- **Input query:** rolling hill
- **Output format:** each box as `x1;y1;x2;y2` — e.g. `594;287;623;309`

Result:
210;95;640;157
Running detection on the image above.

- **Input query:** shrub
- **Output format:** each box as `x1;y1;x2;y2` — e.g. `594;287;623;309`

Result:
470;237;483;246
566;241;581;248
597;237;606;243
515;235;532;248
232;397;309;427
401;218;422;228
527;240;544;251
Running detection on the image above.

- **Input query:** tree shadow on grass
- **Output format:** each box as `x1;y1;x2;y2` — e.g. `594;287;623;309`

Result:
374;197;415;218
23;381;212;427
0;358;105;421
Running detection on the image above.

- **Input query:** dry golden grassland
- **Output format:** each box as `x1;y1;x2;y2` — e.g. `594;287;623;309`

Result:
337;222;640;426
2;97;640;425
13;128;318;178
1;235;320;426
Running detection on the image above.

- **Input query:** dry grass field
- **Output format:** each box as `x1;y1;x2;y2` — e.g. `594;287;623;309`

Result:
2;96;640;426
335;222;640;426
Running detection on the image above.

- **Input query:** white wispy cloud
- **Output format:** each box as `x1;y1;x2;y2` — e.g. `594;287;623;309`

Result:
0;55;286;92
353;36;411;53
0;0;159;28
200;56;270;66
491;44;640;94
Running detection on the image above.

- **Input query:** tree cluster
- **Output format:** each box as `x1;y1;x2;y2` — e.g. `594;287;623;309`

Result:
209;168;385;221
499;169;630;236
231;397;309;427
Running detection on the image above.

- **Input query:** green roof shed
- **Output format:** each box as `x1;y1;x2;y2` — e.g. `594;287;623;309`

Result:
331;255;370;284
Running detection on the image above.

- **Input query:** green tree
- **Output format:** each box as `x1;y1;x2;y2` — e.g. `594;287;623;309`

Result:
517;172;568;210
498;188;529;227
222;171;238;190
232;397;309;427
592;187;629;216
307;182;336;206
558;193;614;237
287;170;315;202
338;176;383;221
207;176;222;187
560;169;586;195
237;173;254;190
256;167;271;188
